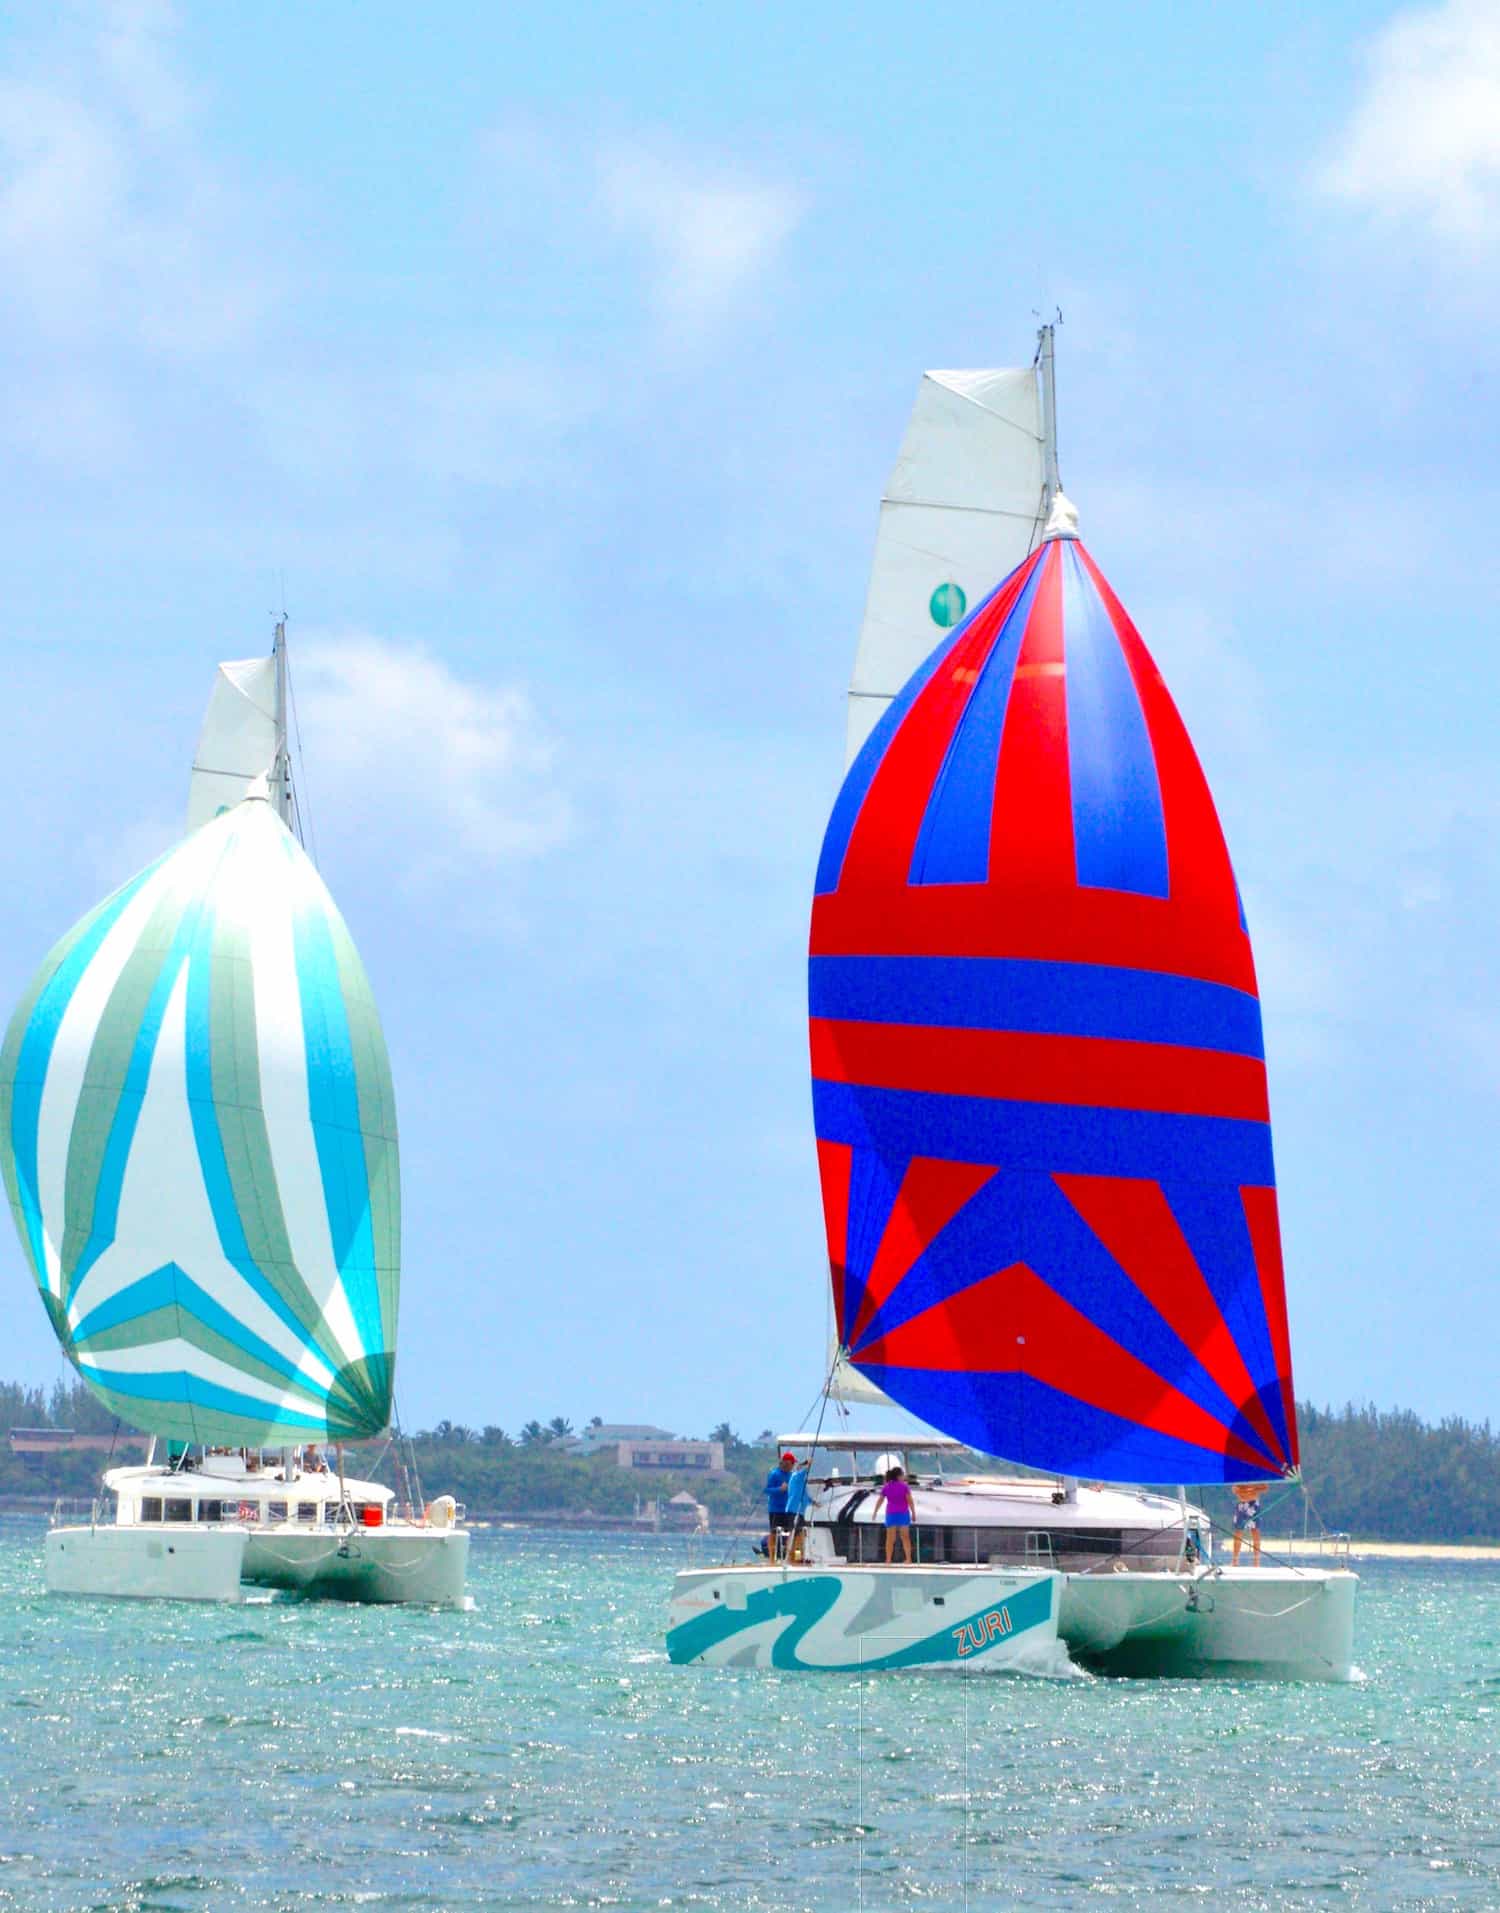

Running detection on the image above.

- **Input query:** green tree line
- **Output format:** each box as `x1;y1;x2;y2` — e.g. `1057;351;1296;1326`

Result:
3;1385;1498;1541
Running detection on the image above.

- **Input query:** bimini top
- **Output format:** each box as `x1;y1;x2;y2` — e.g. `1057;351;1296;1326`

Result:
809;534;1297;1486
0;798;399;1446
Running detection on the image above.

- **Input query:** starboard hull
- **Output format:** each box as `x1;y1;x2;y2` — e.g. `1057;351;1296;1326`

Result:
1059;1567;1358;1680
667;1565;1065;1673
242;1527;469;1606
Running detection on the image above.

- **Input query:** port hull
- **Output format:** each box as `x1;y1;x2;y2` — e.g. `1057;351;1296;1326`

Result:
45;1525;248;1601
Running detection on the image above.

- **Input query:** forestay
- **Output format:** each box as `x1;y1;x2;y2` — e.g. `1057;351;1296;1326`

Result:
0;798;399;1445
847;369;1044;766
810;529;1298;1485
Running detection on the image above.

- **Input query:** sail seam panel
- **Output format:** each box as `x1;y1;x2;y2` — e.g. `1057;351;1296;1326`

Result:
1061;544;1170;898
907;559;1044;886
809;956;1264;1056
842;1158;1281;1454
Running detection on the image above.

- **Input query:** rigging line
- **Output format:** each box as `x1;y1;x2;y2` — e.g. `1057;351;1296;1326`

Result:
285;652;320;870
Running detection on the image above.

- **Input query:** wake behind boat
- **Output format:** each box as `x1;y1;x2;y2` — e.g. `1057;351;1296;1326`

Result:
0;622;468;1605
670;327;1356;1678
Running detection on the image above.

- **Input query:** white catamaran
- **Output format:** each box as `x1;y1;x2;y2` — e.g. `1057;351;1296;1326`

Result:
670;330;1357;1678
0;624;468;1604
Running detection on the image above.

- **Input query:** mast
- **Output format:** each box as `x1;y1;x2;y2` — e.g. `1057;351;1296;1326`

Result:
1038;322;1061;520
271;617;293;827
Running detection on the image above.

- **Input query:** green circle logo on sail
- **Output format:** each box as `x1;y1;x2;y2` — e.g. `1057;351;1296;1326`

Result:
929;582;967;628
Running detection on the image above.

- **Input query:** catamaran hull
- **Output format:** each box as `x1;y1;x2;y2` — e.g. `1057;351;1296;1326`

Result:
668;1565;1066;1673
42;1525;469;1607
241;1528;470;1606
1059;1568;1359;1680
45;1525;248;1602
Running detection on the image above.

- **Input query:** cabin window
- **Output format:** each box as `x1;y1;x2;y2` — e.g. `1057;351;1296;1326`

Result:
140;1497;162;1523
164;1499;193;1523
266;1501;289;1523
197;1500;224;1523
297;1501;317;1523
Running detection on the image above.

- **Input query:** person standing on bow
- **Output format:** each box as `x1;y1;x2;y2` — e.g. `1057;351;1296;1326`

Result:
874;1465;915;1564
1231;1482;1266;1566
764;1449;795;1560
784;1455;811;1562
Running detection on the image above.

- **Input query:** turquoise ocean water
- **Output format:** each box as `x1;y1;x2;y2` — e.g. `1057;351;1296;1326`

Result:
1;1519;1498;1910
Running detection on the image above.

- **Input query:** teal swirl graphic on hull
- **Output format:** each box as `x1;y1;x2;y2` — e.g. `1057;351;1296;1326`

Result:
667;1574;1055;1670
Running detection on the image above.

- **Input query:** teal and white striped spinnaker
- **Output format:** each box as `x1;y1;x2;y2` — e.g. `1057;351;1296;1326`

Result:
0;796;399;1445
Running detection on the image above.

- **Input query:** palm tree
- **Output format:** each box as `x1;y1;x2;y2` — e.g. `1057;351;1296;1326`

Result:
520;1420;546;1447
547;1416;574;1441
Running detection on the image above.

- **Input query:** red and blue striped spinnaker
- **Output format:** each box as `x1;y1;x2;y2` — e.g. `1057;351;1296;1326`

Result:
809;534;1296;1485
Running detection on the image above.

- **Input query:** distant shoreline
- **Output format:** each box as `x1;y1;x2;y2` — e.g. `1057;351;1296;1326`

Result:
1280;1539;1500;1563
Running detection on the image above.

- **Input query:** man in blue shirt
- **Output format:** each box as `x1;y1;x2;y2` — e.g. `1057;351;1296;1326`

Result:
765;1450;795;1560
784;1456;811;1562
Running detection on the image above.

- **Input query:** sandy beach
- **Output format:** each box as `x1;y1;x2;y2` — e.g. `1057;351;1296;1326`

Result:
1282;1540;1500;1563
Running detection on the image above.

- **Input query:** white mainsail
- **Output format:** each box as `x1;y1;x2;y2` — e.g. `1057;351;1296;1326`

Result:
846;366;1046;765
187;657;279;830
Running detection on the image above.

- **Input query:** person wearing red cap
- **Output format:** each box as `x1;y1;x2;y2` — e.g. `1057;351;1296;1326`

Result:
765;1450;796;1560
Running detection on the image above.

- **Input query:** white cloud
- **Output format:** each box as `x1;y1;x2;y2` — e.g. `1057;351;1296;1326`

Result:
0;0;274;354
597;140;807;334
478;118;808;339
293;638;569;873
1319;0;1500;244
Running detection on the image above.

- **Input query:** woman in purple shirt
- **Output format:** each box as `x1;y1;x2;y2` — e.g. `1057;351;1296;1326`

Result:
873;1466;915;1563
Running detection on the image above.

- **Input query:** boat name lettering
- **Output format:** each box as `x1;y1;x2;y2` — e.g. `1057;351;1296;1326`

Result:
953;1605;1012;1655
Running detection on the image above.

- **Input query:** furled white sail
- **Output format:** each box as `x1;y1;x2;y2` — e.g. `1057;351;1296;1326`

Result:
187;658;278;831
827;1340;894;1408
846;368;1046;764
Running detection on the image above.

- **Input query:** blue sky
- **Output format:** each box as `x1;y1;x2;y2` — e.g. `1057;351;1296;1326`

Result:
2;0;1498;1437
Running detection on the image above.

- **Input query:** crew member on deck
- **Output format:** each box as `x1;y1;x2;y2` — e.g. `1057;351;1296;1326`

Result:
764;1451;795;1560
874;1466;915;1564
1231;1483;1266;1565
784;1456;811;1561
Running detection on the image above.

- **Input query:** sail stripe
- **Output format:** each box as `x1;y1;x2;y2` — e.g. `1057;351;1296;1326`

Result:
328;906;400;1358
0;866;161;1298
290;858;383;1361
73;1280;330;1409
908;560;1043;885
815;1138;853;1341
813;1079;1275;1186
71;1262;330;1393
185;912;336;1363
62;883;207;1305
846;1161;1279;1450
79;1360;327;1436
1060;544;1169;897
857;1262;1281;1473
855;1368;1276;1483
817;563;1035;897
809;956;1265;1056
811;1021;1269;1123
1054;1175;1288;1468
203;900;343;1371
